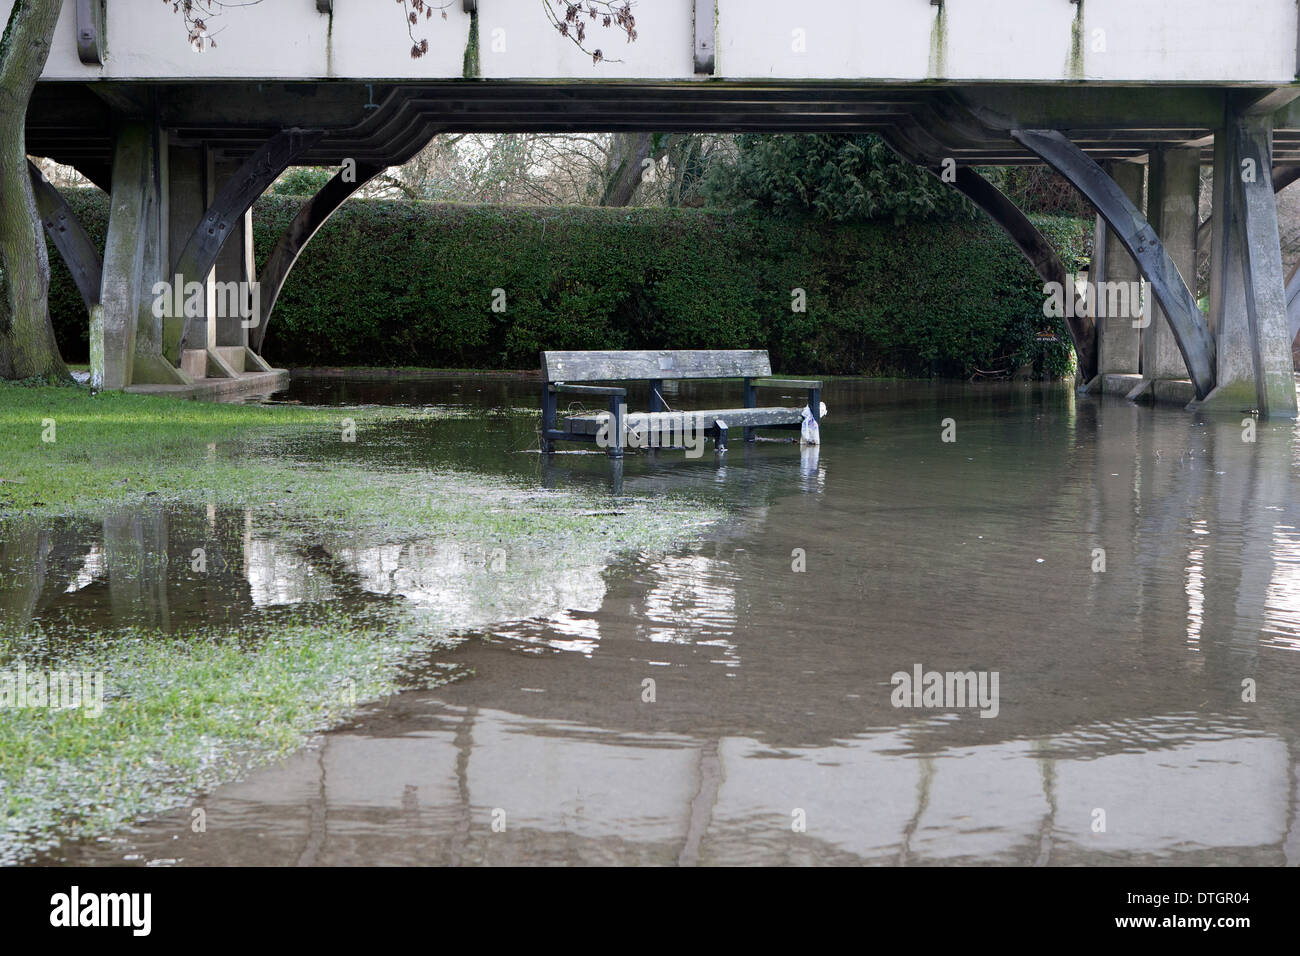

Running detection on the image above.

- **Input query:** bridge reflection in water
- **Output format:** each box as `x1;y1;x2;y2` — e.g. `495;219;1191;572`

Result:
7;378;1300;865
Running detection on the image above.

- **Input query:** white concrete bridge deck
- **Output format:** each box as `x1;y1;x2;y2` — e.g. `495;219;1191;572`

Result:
22;1;1300;85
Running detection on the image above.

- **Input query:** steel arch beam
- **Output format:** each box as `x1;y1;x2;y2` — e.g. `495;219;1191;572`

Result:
948;167;1097;380
1227;117;1297;417
880;127;1097;380
172;127;324;359
251;162;386;353
1012;128;1216;398
27;160;102;312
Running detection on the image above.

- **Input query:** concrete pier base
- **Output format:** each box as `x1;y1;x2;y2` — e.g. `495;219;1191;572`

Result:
126;368;290;402
1194;103;1299;417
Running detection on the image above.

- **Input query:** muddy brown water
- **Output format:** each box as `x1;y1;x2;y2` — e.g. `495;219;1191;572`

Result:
8;375;1300;865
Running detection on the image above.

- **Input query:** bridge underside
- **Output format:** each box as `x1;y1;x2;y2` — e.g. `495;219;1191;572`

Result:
31;81;1300;170
25;79;1300;415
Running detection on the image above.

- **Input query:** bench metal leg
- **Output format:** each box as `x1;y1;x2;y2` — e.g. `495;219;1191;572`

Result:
649;379;664;414
542;386;558;454
743;377;757;442
714;418;728;453
607;396;625;459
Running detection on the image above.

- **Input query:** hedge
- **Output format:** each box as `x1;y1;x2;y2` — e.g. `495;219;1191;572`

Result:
48;190;1090;378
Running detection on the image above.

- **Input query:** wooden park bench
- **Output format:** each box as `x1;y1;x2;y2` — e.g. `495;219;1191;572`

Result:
540;349;822;458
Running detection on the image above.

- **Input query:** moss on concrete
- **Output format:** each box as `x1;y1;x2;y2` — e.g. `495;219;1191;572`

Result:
928;4;946;79
462;7;479;78
1068;1;1085;80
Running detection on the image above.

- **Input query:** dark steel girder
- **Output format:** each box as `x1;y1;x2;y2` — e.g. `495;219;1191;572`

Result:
28;159;102;311
881;127;1097;380
952;167;1096;380
251;162;387;353
1012;128;1217;399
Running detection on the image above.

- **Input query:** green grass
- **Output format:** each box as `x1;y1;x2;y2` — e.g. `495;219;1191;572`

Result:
0;610;445;864
0;383;724;862
0;382;366;514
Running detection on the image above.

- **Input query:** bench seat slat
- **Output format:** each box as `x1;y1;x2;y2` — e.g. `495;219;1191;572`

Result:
751;377;822;389
543;349;772;382
550;383;627;396
562;406;804;436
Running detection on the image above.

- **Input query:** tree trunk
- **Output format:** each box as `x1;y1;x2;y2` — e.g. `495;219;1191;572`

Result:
0;0;69;381
600;133;657;207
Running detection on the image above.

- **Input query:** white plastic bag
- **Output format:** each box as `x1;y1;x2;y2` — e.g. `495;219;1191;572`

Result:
800;406;820;445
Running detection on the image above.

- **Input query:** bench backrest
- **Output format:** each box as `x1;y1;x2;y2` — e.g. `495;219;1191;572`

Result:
542;350;771;383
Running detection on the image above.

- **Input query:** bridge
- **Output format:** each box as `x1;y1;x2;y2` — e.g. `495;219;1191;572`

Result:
17;0;1300;416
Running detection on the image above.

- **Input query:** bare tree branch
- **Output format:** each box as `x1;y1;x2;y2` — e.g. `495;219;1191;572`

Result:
166;0;639;63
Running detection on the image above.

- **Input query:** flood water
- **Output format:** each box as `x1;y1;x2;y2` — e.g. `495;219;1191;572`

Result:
9;374;1300;865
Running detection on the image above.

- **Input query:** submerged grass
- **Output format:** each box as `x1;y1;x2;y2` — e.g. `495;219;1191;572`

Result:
0;382;373;514
0;383;724;862
0;610;440;865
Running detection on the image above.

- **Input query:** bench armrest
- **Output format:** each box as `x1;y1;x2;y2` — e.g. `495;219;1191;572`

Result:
751;377;822;389
549;383;628;397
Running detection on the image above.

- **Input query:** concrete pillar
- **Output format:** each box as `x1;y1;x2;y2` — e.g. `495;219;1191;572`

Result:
166;150;258;376
1090;160;1144;390
94;122;187;389
131;130;187;386
133;131;168;362
1135;147;1199;395
212;156;255;349
93;124;150;390
166;144;207;362
1199;108;1299;417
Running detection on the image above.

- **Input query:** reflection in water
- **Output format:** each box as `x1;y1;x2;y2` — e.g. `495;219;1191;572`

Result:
0;502;614;640
1266;525;1300;652
7;376;1300;865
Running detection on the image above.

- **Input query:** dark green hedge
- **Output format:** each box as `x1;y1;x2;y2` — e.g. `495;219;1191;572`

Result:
48;191;1089;377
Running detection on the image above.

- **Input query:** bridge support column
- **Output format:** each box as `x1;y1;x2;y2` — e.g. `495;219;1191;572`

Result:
212;156;256;351
166;145;247;377
1196;107;1298;417
164;144;206;364
1011;129;1216;401
94;122;190;390
1129;147;1200;404
1089;160;1145;394
169;128;322;376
